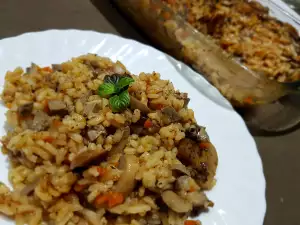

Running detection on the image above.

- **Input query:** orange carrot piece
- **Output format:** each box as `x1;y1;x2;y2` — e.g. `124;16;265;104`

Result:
184;220;199;225
94;194;109;206
74;184;86;192
41;67;53;73
243;96;254;105
97;167;108;176
144;119;153;128
53;119;62;127
107;192;124;208
199;142;211;150
43;136;54;143
6;103;12;109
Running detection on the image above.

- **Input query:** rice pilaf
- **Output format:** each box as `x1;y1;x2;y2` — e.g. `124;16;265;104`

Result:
0;54;218;225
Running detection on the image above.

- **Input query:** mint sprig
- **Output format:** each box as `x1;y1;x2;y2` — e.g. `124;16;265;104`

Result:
98;74;134;112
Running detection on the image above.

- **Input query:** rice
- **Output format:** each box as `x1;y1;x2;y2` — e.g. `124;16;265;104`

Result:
0;54;218;225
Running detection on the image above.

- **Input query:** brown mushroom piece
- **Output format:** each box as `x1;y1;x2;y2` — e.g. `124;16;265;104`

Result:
83;101;101;117
20;177;40;196
171;164;191;176
48;100;68;117
18;102;33;117
177;138;218;189
161;106;182;125
25;63;39;74
114;155;139;196
129;96;151;114
70;149;108;170
185;124;210;143
108;126;130;157
52;64;63;72
87;125;106;142
161;190;192;213
29;110;51;131
186;191;210;208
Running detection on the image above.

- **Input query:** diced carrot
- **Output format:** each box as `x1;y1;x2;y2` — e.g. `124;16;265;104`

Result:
74;183;86;192
184;220;199;225
107;192;124;208
166;0;175;4
189;187;196;192
94;194;109;206
44;100;50;113
6;103;12;109
144;119;153;128
199;142;211;150
244;96;254;105
154;104;164;110
53;119;62;127
163;11;171;20
41;67;53;73
97;167;108;176
43;136;54;143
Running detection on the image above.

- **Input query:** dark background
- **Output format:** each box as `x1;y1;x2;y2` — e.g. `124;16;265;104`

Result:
1;0;299;225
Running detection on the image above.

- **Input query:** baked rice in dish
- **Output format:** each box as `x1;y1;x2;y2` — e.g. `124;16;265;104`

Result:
164;0;300;82
0;54;218;225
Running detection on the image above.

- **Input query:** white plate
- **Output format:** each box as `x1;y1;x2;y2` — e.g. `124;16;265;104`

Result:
0;30;266;225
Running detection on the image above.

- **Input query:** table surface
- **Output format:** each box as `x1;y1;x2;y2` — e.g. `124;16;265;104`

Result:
1;1;299;225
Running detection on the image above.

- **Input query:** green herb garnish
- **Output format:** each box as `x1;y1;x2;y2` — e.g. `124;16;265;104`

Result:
98;74;134;112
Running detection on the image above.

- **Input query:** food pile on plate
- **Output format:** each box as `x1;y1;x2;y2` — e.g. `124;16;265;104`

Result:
0;54;218;225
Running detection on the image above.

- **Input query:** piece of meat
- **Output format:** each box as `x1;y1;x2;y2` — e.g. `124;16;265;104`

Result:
48;100;68;117
18;103;33;117
177;138;218;190
129;96;151;114
30;110;51;131
185;124;210;143
87;125;106;142
71;149;108;170
83;101;101;117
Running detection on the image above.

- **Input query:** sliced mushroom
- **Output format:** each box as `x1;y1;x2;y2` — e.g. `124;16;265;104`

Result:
18;102;33;117
48;100;68;117
161;106;182;124
186;191;209;207
161;190;192;213
52;64;63;72
130;96;151;114
83;101;101;117
25;63;39;74
171;164;191;176
108;126;130;157
114;155;139;196
20;177;40;195
185;124;210;142
175;92;190;108
87;125;106;142
30;110;51;131
177;138;218;189
71;149;108;170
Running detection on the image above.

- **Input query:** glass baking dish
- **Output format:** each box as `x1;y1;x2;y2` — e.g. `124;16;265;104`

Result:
113;0;300;107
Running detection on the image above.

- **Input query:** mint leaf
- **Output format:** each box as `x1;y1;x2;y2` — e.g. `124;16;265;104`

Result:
109;90;130;112
98;83;116;97
104;74;120;85
117;77;134;90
